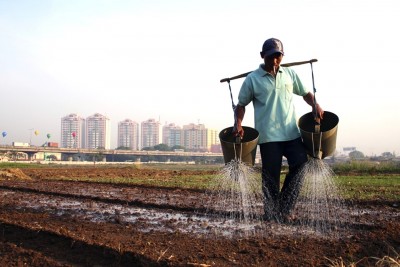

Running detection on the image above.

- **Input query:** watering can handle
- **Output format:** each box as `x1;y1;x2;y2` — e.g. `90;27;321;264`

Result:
220;59;318;83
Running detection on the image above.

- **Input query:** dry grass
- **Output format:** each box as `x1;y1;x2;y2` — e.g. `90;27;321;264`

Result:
325;256;359;267
372;255;400;267
326;247;400;267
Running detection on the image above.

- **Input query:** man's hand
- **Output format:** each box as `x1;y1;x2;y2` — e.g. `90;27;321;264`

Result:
233;105;245;138
313;103;324;123
233;123;244;139
303;92;324;122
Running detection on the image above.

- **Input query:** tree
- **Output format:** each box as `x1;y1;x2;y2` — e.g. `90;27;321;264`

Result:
142;144;172;151
93;152;104;163
349;150;365;160
116;146;131;150
154;144;170;151
381;152;394;158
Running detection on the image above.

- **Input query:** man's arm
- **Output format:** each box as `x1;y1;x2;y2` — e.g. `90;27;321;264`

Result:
233;105;245;138
303;92;324;120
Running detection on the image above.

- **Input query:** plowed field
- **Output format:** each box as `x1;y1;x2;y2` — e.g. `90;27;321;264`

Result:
0;166;399;266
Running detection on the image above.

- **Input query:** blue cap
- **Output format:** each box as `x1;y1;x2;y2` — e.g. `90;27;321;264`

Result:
261;38;284;57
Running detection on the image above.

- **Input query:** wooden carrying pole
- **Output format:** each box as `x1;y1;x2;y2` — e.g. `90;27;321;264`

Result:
220;59;318;83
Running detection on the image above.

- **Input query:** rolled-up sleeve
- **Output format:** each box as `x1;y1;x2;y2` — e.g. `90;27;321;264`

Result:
289;69;308;96
238;77;253;107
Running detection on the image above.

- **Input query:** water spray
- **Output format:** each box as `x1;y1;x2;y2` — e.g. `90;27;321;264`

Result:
214;59;343;236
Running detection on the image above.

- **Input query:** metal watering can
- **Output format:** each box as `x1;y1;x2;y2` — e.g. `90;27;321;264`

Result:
298;111;339;159
219;126;259;166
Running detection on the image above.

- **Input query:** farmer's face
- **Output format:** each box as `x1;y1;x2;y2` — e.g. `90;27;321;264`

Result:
263;52;283;67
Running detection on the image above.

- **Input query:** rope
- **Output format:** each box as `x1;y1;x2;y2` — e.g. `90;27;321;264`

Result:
311;132;315;157
310;62;323;158
232;142;243;162
311;132;323;158
227;80;236;111
239;142;242;162
310;63;319;120
318;132;322;157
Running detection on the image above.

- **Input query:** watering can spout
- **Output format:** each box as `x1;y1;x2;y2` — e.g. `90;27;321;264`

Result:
314;150;323;159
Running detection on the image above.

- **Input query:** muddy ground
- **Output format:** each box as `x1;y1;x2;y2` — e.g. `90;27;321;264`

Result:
0;166;399;267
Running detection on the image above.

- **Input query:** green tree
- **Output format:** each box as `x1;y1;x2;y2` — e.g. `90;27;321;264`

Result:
349;150;365;160
116;146;131;150
154;143;170;151
93;152;104;163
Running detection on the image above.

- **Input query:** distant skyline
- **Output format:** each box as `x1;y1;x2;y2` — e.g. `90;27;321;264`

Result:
0;112;388;156
1;0;399;156
1;112;219;149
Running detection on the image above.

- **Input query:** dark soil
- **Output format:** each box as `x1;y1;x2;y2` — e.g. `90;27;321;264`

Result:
0;166;399;267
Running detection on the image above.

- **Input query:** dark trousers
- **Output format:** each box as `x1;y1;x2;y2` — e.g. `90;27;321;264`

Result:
259;137;308;218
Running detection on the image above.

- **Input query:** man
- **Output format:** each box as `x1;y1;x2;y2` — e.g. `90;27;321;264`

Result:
233;38;324;222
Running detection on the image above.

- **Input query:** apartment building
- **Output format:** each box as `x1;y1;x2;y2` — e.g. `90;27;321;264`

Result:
59;114;220;151
162;123;184;148
86;113;111;149
206;128;219;150
141;118;161;148
182;123;216;152
60;113;85;148
118;119;139;150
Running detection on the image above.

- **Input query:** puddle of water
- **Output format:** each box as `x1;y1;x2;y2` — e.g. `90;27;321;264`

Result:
1;184;398;239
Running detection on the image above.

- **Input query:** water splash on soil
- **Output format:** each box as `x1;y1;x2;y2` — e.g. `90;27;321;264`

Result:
205;158;351;238
294;158;350;237
205;160;265;235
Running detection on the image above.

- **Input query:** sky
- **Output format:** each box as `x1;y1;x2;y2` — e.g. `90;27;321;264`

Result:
0;0;399;156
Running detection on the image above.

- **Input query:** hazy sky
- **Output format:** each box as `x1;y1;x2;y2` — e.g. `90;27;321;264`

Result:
1;0;399;156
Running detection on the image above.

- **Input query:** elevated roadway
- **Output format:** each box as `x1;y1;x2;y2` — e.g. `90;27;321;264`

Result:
0;145;223;161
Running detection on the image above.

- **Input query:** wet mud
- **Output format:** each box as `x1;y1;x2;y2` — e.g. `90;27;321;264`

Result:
0;167;399;266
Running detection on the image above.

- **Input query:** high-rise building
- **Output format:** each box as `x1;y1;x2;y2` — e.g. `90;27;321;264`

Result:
60;113;85;148
118;119;139;150
206;128;219;150
182;123;219;152
141;118;161;148
183;123;207;151
162;123;183;148
86;113;111;149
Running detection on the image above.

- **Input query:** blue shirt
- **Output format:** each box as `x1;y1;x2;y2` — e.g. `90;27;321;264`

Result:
238;64;309;144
